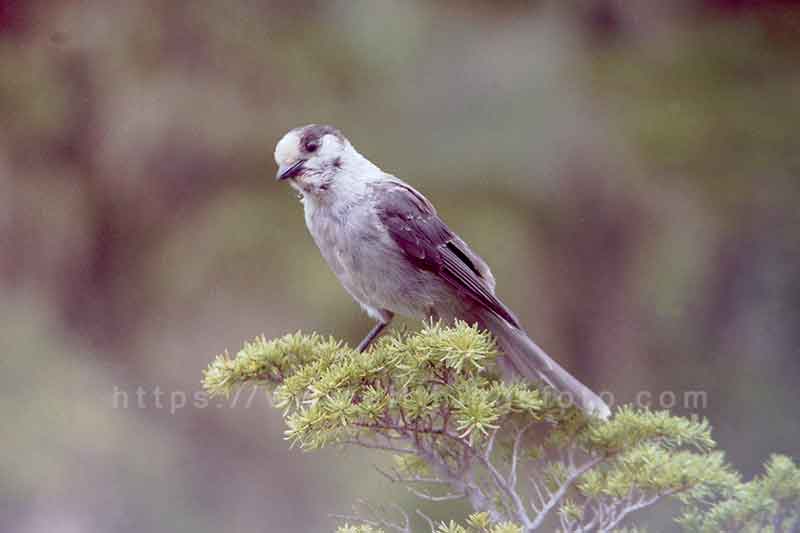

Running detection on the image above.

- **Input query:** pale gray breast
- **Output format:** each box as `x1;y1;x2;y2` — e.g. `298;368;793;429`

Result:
306;199;384;302
304;196;439;318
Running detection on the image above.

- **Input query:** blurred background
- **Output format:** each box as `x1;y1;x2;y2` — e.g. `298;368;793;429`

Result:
1;1;799;531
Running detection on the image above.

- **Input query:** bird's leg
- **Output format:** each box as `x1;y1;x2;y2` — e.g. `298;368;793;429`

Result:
356;312;393;352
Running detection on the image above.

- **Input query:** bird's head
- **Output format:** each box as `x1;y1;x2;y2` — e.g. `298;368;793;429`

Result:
274;124;359;196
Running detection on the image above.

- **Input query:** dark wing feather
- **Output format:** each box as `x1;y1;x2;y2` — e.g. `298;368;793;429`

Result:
375;182;520;328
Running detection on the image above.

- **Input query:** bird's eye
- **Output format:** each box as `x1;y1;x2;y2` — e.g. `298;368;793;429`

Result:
305;140;320;153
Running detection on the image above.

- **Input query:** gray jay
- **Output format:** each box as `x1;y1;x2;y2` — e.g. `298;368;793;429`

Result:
274;124;610;419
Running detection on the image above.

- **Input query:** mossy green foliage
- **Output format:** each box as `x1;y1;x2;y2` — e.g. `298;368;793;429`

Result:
333;512;525;533
204;323;800;532
678;454;800;532
204;322;538;450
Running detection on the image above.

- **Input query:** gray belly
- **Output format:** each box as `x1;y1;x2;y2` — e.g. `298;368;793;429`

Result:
308;205;456;321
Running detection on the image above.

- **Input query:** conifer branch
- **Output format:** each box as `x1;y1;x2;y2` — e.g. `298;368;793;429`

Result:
204;323;800;532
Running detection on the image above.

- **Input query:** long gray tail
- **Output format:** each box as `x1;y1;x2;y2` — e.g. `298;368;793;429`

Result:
478;311;611;419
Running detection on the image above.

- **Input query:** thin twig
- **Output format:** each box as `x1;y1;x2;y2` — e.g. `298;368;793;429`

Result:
375;464;453;486
528;475;546;513
479;441;534;529
390;503;411;532
484;426;500;461
406;486;467;502
600;488;679;532
416;509;435;531
510;422;533;490
529;454;605;530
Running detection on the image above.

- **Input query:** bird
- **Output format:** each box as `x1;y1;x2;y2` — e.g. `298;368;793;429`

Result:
274;124;610;419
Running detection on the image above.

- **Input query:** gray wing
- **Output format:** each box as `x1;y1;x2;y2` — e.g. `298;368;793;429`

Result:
374;181;521;329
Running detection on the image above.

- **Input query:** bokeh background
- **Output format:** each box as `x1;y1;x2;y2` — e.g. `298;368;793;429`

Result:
1;1;799;531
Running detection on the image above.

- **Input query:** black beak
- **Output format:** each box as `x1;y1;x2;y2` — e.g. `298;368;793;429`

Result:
276;159;306;181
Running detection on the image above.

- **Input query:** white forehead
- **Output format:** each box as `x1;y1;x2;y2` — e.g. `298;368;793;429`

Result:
274;130;302;165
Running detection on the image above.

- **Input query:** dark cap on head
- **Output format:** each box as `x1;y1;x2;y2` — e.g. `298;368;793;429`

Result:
297;124;344;151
